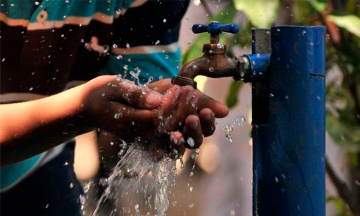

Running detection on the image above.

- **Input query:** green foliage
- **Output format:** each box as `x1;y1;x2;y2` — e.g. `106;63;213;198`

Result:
326;196;353;216
308;0;327;12
326;79;360;150
226;81;243;108
328;14;360;37
233;0;280;28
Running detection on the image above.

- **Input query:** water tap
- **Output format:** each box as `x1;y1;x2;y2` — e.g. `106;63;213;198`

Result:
171;22;270;88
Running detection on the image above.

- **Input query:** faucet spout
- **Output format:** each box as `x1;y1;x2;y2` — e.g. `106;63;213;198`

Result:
172;53;240;88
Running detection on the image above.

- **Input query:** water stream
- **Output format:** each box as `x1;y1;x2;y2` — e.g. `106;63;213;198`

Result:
92;143;176;216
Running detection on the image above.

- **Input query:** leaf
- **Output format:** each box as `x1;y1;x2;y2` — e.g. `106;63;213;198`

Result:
327;14;360;37
308;0;327;12
226;81;243;108
233;0;280;28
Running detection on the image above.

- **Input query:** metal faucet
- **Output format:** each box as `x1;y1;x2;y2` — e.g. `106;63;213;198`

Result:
172;22;242;88
172;21;270;88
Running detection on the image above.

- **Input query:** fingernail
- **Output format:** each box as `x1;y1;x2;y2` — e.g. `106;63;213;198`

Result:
203;113;211;121
146;92;162;107
174;87;181;99
189;120;198;130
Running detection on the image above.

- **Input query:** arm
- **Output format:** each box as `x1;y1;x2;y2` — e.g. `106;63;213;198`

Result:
0;75;163;166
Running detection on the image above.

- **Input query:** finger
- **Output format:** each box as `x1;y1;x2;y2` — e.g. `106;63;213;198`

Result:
163;86;195;132
169;132;185;157
108;102;157;129
158;85;181;118
148;79;173;94
199;108;216;137
183;115;203;149
111;79;163;109
195;90;229;118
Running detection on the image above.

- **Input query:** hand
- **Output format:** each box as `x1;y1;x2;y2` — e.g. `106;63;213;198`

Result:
81;75;163;140
147;79;229;157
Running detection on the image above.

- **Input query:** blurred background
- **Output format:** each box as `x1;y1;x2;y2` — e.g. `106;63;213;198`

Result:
74;0;360;216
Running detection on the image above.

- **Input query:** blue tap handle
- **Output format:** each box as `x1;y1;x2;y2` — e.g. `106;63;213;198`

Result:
192;22;239;35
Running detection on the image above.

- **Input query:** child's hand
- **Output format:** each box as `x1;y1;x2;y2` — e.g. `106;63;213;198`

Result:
81;75;163;138
146;79;229;157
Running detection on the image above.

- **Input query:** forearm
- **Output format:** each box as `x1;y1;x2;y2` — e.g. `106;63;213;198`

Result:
0;84;93;166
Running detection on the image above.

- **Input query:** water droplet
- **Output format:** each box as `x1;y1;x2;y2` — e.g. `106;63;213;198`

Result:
114;113;120;119
266;31;270;35
123;65;128;70
275;177;279;183
234;116;246;126
230;209;236;216
189;171;194;177
269;93;274;98
163;18;167;23
209;67;214;72
132;121;135;125
155;40;160;45
126;43;130;49
116;55;123;60
70;183;74;188
189;201;195;208
165;55;169;59
110;141;114;146
135;204;140;212
209;50;213;54
187;137;195;148
116;74;122;81
302;30;307;34
277;29;281;32
45;204;49;208
192;65;197;69
226;134;233;142
29;87;33;91
189;186;193;192
216;43;223;49
64;161;69;166
35;1;40;5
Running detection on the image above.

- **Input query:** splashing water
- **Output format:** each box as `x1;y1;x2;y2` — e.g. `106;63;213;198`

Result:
223;116;246;142
92;143;176;216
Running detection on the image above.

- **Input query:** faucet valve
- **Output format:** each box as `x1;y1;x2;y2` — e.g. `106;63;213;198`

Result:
192;21;239;44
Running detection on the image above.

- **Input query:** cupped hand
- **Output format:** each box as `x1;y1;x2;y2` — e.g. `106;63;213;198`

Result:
147;78;229;157
81;75;163;140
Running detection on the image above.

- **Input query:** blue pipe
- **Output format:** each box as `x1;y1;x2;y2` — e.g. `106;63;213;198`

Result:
245;53;271;82
252;26;326;216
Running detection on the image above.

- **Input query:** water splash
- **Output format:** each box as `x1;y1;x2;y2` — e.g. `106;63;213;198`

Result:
223;116;246;142
92;143;176;216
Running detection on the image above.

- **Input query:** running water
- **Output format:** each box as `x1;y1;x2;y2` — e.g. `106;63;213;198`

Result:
223;116;246;142
92;143;176;216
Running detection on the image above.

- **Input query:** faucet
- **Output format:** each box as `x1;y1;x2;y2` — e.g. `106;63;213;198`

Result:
171;22;269;88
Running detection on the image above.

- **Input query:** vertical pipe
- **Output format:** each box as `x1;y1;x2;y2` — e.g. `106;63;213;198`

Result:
252;26;326;216
251;28;271;216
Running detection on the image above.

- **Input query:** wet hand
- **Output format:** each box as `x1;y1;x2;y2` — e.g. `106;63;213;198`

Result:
148;79;229;155
81;75;163;140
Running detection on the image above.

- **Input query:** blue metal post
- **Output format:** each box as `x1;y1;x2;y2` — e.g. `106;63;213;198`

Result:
252;26;326;216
